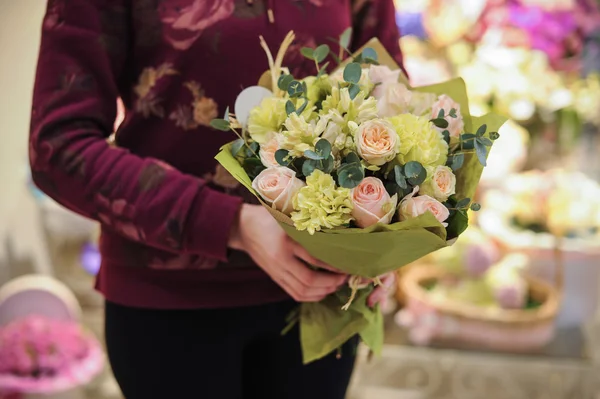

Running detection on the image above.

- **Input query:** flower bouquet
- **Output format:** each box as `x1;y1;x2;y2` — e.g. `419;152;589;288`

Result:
212;30;506;363
0;315;104;396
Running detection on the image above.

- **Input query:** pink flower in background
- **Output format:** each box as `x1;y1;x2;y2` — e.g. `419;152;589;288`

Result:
158;0;234;50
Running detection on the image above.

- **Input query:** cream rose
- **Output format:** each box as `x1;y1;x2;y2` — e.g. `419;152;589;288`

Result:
431;94;464;140
351;177;398;228
252;167;305;215
376;82;413;118
355;119;400;166
419;166;456;202
399;187;450;226
369;65;402;99
259;136;281;168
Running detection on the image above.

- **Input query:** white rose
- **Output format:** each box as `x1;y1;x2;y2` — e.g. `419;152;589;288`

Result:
410;91;437;116
431;94;465;140
419;166;456;202
376;82;413;118
399;187;450;226
355;119;400;166
259;135;282;168
252;167;306;215
369;65;402;99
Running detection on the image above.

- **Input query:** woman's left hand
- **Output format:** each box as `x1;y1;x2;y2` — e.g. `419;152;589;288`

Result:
367;272;396;308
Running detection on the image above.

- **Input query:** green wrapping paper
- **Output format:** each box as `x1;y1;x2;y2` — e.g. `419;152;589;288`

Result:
215;39;507;363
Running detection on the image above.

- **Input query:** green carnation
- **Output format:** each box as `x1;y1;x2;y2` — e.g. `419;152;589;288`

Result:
291;170;354;235
280;113;330;158
303;75;333;105
247;97;288;144
322;87;378;133
387;113;448;168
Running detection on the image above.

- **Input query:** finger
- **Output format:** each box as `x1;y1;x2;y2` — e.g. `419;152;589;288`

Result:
380;272;396;288
289;241;345;274
280;273;332;302
368;286;387;308
286;257;347;288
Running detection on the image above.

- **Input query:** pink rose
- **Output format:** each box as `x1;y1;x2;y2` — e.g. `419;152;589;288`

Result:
259;136;281;168
158;0;234;50
431;95;465;140
399;187;450;226
376;82;413;118
355;119;400;166
351;177;398;228
369;65;402;99
252;167;305;215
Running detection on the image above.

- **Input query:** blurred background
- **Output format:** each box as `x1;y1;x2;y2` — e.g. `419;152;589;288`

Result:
1;0;599;398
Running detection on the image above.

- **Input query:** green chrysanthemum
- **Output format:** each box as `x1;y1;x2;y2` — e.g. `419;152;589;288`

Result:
291;170;354;235
247;97;288;144
303;75;333;105
280;113;329;158
322;87;378;131
387;113;448;168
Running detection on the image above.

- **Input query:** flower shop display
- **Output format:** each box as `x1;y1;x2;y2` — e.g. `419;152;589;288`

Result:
479;169;600;327
211;29;506;363
0;276;104;396
396;233;561;352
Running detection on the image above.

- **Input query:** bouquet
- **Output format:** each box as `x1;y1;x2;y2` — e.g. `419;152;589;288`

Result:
0;315;104;394
212;30;506;363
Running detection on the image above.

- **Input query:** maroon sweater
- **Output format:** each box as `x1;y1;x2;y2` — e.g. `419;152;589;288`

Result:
30;0;404;309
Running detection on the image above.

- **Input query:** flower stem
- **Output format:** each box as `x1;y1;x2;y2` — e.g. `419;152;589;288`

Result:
230;128;259;158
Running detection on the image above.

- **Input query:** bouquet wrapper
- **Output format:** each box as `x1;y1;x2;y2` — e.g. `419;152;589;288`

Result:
216;39;507;363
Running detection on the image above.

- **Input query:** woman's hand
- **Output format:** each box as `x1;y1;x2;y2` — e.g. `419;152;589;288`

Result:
367;272;396;308
229;204;347;302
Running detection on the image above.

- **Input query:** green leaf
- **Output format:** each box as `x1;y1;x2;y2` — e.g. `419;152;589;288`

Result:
243;158;266;180
343;62;362;84
285;100;295;115
278;74;294;91
489;131;500;140
301;47;315;60
474;140;488;166
476;124;487;137
248;141;259;153
449;108;457;118
461;133;476;150
348;83;361;100
287;80;305;98
321;155;335;174
437;109;445;119
345;152;360;165
456;197;471;209
477;137;493;146
230;138;245;156
362;47;378;63
404;161;427;186
223;106;230;122
430;118;449;129
275;149;290;166
315;139;332;157
470;202;482;211
449;153;464;171
314;44;330;63
461;133;476;140
296;99;309;115
339;28;352;50
338;164;364;189
446;209;469;239
304;150;325;160
442;130;450;144
328;51;341;65
316;62;330;78
302;159;318;177
394;165;408;189
210;118;230;131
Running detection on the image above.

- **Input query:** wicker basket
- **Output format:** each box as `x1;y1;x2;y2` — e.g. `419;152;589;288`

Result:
396;262;562;352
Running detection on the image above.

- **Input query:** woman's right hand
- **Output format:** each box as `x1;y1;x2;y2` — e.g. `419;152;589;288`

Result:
229;204;347;302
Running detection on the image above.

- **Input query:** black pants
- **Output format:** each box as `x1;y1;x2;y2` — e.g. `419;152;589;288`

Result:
105;300;358;399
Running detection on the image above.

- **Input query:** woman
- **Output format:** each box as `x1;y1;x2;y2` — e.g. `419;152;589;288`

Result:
30;0;404;397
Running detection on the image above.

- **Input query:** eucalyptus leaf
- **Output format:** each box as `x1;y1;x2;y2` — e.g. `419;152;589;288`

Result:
395;171;408;190
224;106;230;122
430;118;449;129
278;74;294;91
338;164;364;189
322;155;335;174
288;81;305;98
477;137;493;146
449;108;457;118
461;133;476;140
210;118;230;131
404;161;427;186
447;209;469;239
314;44;330;63
302;159;318;177
470;202;482;211
476;124;487;137
249;141;259;153
437;109;445;119
275;149;290;166
296;99;309;115
317;62;330;78
301;47;314;60
340;27;352;50
230;138;245;156
343;62;362;84
362;47;378;63
315;139;332;157
474;140;488;166
449;153;464;171
304;150;325;160
456;197;471;209
348;83;361;100
442;130;450;144
489;131;500;140
243;158;266;180
285;100;296;116
345;152;360;165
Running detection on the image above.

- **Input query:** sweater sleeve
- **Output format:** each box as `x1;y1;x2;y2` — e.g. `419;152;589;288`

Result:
351;0;406;75
29;0;242;263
